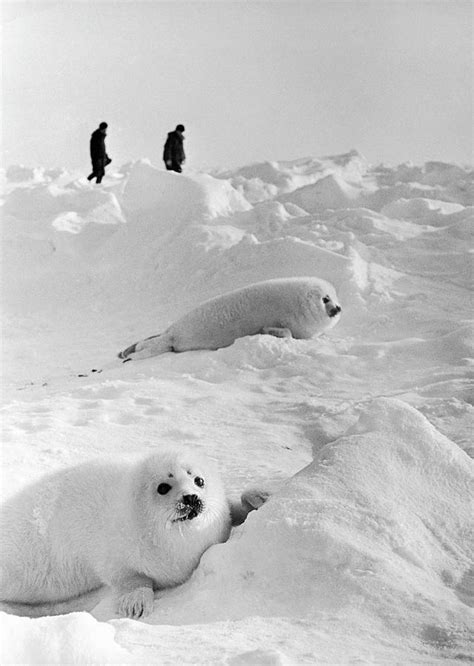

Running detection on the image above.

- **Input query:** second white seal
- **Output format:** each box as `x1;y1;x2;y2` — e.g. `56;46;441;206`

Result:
118;276;342;360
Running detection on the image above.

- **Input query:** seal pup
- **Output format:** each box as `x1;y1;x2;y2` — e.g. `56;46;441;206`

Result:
118;276;342;361
0;447;266;619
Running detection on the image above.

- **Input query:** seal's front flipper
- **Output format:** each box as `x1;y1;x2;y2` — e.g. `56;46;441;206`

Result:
261;326;293;338
114;574;155;619
241;488;272;512
230;488;272;526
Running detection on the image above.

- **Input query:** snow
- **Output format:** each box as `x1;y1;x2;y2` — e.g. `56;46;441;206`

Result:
1;150;473;663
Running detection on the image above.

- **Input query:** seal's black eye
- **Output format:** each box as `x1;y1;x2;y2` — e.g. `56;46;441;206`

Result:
322;296;330;304
194;476;204;488
157;483;172;495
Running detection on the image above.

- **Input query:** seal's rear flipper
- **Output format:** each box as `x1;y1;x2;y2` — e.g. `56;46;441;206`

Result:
117;345;135;358
117;332;174;360
118;343;137;360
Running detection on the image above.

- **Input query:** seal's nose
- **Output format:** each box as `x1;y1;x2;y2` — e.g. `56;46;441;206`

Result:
329;305;341;317
182;494;200;507
181;493;203;520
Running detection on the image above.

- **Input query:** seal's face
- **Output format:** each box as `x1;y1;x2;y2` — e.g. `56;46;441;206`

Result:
140;450;225;529
322;294;342;319
156;472;206;523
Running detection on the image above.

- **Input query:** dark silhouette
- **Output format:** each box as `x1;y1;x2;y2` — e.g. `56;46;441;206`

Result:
87;122;111;184
163;124;186;173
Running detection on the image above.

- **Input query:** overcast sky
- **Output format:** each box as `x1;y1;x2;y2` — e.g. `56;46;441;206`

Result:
2;1;472;171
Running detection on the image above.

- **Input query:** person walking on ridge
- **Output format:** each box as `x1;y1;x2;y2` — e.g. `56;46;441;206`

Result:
87;122;111;184
163;124;186;173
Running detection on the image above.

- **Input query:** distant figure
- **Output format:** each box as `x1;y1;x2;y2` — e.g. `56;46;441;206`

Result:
87;122;111;184
163;124;186;173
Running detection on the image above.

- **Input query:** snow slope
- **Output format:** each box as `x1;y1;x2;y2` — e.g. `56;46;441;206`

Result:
0;151;473;664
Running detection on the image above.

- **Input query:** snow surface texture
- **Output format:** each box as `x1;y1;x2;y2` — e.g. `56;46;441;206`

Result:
1;152;473;664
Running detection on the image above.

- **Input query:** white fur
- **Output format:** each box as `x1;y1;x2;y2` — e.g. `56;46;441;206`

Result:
119;277;342;360
0;448;232;618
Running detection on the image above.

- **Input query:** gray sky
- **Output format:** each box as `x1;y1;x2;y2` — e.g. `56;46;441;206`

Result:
2;1;472;170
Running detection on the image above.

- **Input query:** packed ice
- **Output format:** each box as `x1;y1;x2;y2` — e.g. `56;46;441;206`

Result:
0;151;472;664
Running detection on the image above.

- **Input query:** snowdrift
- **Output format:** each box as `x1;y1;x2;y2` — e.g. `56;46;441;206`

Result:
1;151;472;664
166;400;472;654
1;399;472;663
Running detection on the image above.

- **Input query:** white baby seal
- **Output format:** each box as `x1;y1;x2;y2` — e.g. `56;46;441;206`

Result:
118;276;341;360
0;447;265;619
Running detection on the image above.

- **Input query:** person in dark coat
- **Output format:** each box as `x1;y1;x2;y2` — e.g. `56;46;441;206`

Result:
163;124;186;173
87;122;111;184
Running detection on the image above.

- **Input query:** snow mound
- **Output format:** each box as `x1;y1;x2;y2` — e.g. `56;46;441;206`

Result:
181;399;472;657
5;165;44;183
421;161;471;187
122;160;251;225
444;210;474;240
3;182;122;222
0;612;133;664
215;150;369;204
381;197;465;222
279;173;364;213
